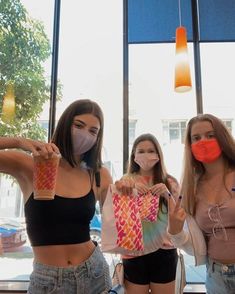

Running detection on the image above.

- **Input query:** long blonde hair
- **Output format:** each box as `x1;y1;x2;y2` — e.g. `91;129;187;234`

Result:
181;114;235;215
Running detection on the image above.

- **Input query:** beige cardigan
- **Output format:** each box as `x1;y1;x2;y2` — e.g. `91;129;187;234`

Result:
169;215;207;294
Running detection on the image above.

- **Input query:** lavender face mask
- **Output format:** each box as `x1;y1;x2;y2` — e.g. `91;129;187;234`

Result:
72;128;97;155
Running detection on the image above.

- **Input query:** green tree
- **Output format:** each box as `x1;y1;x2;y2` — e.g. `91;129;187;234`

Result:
0;0;61;140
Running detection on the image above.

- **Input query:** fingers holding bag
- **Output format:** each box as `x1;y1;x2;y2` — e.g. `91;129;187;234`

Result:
115;178;135;196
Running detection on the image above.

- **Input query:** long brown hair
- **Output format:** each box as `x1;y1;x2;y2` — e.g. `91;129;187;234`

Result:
52;99;104;172
181;113;235;215
128;133;174;211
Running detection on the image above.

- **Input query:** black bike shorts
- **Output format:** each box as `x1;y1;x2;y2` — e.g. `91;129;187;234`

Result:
123;248;178;285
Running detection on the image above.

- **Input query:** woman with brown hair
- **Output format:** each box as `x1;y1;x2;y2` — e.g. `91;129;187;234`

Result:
0;99;112;294
116;133;180;294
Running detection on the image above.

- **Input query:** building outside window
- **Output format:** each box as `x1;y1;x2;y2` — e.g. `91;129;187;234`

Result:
129;119;137;145
162;120;187;145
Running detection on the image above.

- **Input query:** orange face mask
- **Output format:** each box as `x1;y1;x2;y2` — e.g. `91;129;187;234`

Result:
191;139;222;163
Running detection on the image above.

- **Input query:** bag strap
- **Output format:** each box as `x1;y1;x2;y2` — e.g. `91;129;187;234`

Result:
176;249;186;294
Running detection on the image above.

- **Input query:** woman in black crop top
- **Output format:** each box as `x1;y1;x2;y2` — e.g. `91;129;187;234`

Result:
0;99;113;294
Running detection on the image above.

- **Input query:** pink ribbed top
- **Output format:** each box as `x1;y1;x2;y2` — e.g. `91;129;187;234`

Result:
195;196;235;262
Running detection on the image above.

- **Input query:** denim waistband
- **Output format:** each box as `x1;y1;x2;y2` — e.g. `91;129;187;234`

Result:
207;258;235;273
33;243;101;278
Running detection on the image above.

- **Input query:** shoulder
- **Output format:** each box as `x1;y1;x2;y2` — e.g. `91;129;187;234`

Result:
94;166;113;204
98;166;113;193
99;166;113;184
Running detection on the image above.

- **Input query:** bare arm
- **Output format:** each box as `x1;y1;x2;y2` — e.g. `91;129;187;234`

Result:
167;193;194;254
0;136;60;156
0;150;32;177
0;136;44;154
0;137;60;197
0;137;37;179
97;166;113;206
167;175;180;199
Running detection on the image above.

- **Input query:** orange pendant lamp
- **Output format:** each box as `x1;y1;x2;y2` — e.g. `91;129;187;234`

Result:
174;0;192;93
2;82;16;122
174;26;192;92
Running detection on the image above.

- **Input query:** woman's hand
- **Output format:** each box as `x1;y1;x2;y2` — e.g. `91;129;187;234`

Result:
135;182;149;195
150;183;169;197
115;178;135;196
168;195;186;235
167;176;180;199
17;138;60;158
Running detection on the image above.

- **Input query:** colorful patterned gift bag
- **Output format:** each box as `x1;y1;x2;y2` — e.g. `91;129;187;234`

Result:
113;192;144;251
101;184;173;257
137;192;160;222
101;184;144;255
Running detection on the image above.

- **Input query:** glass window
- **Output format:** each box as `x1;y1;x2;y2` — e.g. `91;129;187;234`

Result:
0;0;123;285
223;119;233;132
0;0;54;282
163;120;187;144
129;119;137;145
201;42;235;140
57;0;123;181
129;43;196;181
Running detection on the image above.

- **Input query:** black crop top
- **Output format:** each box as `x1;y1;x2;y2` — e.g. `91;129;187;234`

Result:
24;190;96;246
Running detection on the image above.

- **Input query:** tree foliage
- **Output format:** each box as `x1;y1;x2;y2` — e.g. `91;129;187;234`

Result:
0;0;60;140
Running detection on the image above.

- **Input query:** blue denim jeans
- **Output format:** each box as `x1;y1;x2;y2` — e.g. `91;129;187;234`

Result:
206;258;235;294
27;245;111;294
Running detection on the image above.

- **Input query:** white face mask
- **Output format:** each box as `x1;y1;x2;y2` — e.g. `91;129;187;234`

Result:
134;153;159;171
72;128;97;155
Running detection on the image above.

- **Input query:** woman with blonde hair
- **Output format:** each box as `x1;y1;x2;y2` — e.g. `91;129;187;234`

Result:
168;113;235;294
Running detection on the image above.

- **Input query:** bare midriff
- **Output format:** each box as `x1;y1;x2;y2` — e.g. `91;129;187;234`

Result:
32;240;96;267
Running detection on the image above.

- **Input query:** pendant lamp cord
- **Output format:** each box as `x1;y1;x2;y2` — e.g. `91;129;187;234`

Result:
178;0;182;26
